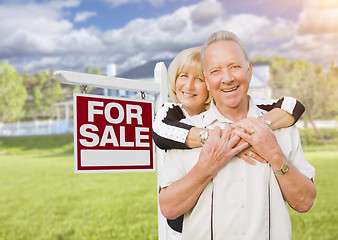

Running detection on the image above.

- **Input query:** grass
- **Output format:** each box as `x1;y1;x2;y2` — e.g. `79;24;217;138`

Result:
0;133;337;239
0;153;158;240
0;134;73;155
290;151;338;240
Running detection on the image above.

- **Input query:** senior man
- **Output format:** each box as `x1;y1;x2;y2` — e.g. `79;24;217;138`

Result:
158;30;316;240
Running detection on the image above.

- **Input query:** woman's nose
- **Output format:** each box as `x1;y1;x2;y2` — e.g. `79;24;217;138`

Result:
186;77;195;89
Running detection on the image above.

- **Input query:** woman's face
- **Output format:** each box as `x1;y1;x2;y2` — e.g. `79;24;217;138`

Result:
175;67;209;116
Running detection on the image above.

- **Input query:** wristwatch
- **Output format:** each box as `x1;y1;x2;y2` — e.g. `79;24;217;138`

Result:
199;127;209;146
273;161;289;175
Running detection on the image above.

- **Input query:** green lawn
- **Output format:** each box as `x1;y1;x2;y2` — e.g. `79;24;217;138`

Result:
0;153;158;240
0;134;337;239
290;151;338;240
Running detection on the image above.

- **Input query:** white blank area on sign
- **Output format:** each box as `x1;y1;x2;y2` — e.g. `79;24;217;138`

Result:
81;150;150;166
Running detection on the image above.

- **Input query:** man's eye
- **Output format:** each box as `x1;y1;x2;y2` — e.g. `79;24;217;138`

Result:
210;70;219;75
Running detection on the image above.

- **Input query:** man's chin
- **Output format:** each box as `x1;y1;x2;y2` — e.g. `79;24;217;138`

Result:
219;97;241;108
218;97;250;111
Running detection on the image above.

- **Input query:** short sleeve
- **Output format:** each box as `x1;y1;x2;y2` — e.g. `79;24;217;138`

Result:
159;150;187;189
287;127;315;180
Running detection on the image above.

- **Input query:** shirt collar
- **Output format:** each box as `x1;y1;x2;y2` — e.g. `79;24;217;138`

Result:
201;96;264;126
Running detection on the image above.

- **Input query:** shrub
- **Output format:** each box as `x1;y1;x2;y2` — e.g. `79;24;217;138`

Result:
299;128;338;151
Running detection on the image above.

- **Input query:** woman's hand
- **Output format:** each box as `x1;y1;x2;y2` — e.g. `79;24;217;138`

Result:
198;124;249;178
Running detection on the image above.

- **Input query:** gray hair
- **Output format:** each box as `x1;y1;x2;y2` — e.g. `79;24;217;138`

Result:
201;30;249;71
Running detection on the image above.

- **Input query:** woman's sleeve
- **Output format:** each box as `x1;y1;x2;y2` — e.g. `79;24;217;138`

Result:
152;103;194;150
255;96;305;122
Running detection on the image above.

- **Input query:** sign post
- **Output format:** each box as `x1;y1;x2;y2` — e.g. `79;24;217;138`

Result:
55;62;169;239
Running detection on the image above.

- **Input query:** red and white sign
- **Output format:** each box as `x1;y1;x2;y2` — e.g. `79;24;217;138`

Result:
74;93;154;173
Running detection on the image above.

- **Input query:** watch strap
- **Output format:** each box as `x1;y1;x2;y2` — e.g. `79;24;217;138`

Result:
260;115;272;128
273;161;289;175
199;127;208;146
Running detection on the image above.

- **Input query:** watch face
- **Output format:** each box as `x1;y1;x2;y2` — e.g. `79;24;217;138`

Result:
282;163;289;173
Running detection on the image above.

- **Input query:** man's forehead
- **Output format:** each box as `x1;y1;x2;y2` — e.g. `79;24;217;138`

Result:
204;40;246;64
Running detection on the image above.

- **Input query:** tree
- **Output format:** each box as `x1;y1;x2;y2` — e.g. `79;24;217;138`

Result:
83;66;101;93
0;61;27;122
24;69;64;119
269;57;333;139
326;62;338;118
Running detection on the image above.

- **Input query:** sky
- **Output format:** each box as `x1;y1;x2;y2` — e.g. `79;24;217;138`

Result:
0;0;337;75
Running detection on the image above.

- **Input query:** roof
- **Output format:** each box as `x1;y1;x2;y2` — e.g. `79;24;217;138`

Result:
91;60;271;95
117;59;173;79
250;62;270;89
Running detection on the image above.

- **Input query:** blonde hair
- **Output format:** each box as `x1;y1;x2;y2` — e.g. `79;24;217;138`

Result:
167;46;212;106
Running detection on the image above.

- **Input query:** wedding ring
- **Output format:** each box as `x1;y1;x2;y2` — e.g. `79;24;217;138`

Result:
249;128;255;134
248;151;253;158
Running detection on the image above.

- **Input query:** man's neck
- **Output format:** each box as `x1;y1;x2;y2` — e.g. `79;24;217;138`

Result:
215;97;250;123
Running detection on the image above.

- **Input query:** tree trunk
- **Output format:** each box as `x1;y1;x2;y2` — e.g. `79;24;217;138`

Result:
307;113;325;140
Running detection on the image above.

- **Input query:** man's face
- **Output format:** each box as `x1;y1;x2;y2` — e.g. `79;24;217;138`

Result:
203;40;252;111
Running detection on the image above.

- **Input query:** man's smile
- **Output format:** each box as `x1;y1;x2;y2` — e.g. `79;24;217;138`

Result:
221;86;239;93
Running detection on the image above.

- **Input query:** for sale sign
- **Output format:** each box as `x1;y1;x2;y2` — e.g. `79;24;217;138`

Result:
74;93;155;173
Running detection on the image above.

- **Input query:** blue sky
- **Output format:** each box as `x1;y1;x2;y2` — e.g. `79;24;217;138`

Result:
0;0;337;74
67;0;302;30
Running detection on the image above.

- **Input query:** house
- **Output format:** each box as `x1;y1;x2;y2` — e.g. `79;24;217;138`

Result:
90;60;271;100
249;61;272;99
89;59;173;99
54;60;271;134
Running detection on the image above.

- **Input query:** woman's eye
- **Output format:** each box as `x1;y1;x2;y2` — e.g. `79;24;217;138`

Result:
196;77;204;82
210;70;219;75
179;74;188;78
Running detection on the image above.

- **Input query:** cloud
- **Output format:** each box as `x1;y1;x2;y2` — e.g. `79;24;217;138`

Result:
191;0;224;26
1;0;337;75
147;0;165;8
0;1;104;57
298;0;338;35
99;0;299;72
277;0;338;67
74;11;97;22
103;0;165;8
21;57;62;73
47;0;81;9
0;0;298;73
103;0;140;8
0;2;73;58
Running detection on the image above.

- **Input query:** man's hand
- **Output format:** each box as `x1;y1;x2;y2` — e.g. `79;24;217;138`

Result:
233;117;286;170
159;124;249;219
198;124;249;178
231;123;267;165
234;117;317;213
237;145;267;165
